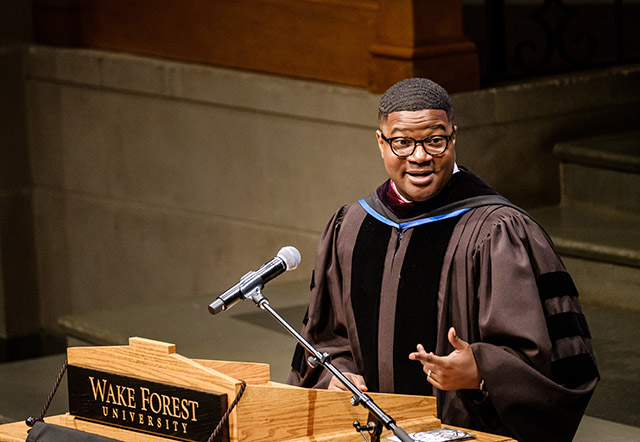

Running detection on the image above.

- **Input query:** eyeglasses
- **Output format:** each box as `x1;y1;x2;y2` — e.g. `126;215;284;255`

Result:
380;130;455;158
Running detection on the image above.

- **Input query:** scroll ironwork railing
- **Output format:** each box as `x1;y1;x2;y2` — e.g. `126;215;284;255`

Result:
468;0;639;85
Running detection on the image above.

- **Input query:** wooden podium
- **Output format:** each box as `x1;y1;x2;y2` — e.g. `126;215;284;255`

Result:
0;337;514;442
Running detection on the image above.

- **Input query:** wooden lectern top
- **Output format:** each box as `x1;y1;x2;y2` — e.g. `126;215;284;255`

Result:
0;337;514;442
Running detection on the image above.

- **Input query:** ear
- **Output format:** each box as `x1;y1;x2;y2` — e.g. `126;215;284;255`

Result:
376;130;386;159
450;126;458;161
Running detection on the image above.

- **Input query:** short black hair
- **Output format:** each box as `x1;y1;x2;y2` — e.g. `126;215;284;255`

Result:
378;78;453;122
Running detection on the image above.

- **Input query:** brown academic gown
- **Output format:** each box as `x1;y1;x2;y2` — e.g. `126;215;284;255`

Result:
288;187;598;442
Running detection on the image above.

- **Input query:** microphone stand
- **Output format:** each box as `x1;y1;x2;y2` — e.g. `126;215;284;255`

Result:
245;287;414;442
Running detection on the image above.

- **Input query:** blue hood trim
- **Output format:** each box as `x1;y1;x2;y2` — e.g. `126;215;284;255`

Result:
358;199;471;230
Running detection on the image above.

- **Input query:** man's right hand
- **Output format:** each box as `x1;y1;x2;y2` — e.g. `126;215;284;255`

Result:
328;372;368;391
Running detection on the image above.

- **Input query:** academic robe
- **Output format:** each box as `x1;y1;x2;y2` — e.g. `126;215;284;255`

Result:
288;170;598;442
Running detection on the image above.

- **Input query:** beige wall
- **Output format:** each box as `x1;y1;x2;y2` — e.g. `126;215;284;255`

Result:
25;46;387;330
454;68;640;204
6;43;640;335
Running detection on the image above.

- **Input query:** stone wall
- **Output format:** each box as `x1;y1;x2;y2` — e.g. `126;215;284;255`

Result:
454;68;640;205
25;46;385;330
14;44;640;333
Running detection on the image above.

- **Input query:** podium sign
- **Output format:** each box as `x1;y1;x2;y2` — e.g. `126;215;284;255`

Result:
58;337;442;442
68;366;228;442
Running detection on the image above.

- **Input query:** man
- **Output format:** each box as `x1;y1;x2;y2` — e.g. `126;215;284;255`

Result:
287;78;599;442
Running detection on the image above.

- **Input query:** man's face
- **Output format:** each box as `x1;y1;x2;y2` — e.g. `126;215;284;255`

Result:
377;109;456;202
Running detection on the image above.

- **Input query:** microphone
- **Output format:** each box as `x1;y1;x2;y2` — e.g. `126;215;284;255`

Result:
208;246;301;315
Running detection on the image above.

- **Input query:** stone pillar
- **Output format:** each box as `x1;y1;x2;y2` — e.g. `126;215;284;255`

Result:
369;0;480;93
0;2;41;344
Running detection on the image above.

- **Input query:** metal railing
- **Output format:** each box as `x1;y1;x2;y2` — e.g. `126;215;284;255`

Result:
465;0;639;85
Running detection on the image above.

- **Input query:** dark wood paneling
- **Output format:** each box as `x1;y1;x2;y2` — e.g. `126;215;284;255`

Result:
33;0;480;92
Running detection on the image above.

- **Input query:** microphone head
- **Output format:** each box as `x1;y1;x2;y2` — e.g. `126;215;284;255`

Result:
278;246;301;271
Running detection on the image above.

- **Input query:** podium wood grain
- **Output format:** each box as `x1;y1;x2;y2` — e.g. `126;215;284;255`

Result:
0;416;515;442
0;337;515;442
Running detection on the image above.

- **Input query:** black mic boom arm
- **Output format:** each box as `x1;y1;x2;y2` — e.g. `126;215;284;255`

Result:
249;289;414;442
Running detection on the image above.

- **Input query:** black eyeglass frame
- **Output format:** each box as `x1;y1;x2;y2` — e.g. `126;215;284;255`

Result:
380;130;456;158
